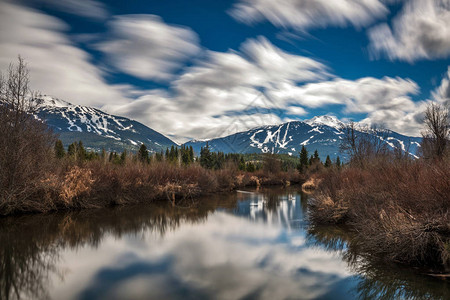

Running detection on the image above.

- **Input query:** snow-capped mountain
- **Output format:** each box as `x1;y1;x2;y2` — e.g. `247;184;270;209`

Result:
304;115;344;129
184;116;422;161
32;96;176;152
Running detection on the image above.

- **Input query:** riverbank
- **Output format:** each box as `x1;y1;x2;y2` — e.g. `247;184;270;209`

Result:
0;160;303;216
306;159;450;273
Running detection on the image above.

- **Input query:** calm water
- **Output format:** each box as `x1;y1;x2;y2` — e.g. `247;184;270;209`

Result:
0;187;448;300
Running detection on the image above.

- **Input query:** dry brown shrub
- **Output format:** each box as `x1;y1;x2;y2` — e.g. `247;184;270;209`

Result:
249;176;261;186
60;166;94;207
302;177;322;192
215;169;235;191
309;158;450;270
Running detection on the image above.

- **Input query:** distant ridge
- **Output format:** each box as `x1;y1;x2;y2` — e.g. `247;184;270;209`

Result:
32;95;177;152
184;116;422;161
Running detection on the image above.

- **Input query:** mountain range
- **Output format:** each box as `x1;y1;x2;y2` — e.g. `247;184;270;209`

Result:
184;115;422;161
32;96;176;152
32;96;422;160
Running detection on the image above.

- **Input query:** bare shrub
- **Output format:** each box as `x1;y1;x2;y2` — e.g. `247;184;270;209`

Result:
309;159;450;270
59;166;94;207
0;56;55;215
340;122;390;167
421;102;450;160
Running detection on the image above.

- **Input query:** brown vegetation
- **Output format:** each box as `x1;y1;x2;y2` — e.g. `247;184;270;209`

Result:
0;56;55;215
309;102;450;271
0;158;302;216
309;159;450;271
0;57;304;216
301;176;322;192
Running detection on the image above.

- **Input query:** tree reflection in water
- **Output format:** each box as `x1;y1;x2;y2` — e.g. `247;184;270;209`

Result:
307;225;450;300
0;188;449;300
0;195;236;300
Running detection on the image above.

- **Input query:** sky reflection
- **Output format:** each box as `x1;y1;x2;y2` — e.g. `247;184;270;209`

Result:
49;190;356;300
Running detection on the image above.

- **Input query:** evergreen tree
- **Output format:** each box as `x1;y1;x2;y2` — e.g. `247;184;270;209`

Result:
313;149;320;162
155;151;163;162
54;139;65;159
77;141;86;161
189;146;194;163
67;142;76;157
298;146;309;173
246;162;256;172
324;155;332;168
336;156;341;169
120;150;127;164
100;148;106;161
200;143;213;169
138;144;149;163
181;145;191;165
238;156;246;171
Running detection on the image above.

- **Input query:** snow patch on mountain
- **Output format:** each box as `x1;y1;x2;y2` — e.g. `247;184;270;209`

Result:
31;95;176;152
305;115;344;129
185;116;422;161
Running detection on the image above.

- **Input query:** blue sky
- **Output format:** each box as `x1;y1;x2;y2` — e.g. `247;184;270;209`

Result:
0;0;449;142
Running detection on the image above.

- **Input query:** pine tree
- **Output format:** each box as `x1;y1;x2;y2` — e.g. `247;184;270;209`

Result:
246;162;256;172
324;155;332;168
181;145;190;165
298;146;309;173
189;146;194;163
68;142;76;158
336;156;341;169
200;143;213;169
120;150;127;164
54;139;65;159
313;150;320;162
238;156;246;171
138;144;149;163
100;148;106;161
77;141;86;161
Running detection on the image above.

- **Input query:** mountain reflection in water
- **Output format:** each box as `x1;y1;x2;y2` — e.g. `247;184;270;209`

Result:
0;187;448;300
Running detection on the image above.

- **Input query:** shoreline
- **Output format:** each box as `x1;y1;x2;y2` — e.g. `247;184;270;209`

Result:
1;161;303;217
305;159;450;274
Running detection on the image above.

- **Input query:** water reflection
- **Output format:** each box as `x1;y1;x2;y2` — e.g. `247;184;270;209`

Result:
308;226;450;300
0;187;448;300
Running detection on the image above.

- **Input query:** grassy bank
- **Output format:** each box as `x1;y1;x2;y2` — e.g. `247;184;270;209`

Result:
0;158;302;216
307;159;450;272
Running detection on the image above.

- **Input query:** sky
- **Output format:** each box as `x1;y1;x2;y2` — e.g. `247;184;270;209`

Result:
0;0;449;142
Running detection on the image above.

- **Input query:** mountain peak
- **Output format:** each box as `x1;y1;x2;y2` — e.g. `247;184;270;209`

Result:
32;95;72;108
304;115;344;129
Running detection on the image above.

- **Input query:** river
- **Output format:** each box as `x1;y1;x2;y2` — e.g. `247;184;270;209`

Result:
0;186;448;299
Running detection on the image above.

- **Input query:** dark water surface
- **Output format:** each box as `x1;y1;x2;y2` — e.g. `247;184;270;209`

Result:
0;187;448;300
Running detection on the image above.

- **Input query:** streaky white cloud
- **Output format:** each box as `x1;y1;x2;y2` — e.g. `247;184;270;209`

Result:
268;76;418;111
0;2;429;141
27;0;109;20
106;37;330;141
286;106;307;116
359;101;428;138
432;66;450;105
268;76;422;136
0;2;127;107
94;15;200;81
108;37;423;140
229;0;388;30
368;0;450;62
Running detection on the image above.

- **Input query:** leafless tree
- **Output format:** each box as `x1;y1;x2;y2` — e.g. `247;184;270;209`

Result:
421;102;450;160
0;56;55;214
339;122;390;166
